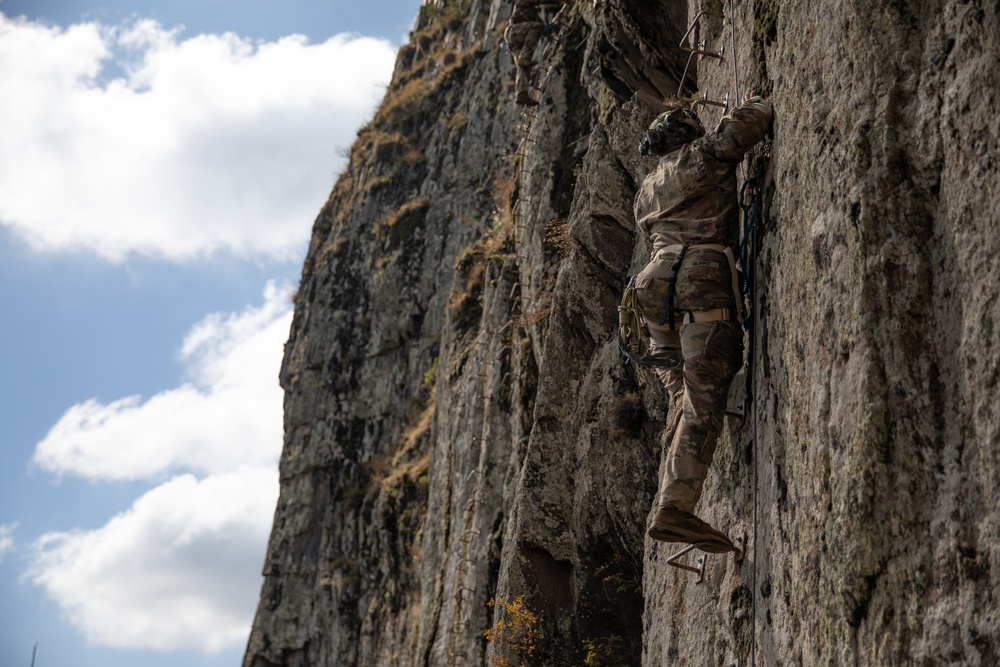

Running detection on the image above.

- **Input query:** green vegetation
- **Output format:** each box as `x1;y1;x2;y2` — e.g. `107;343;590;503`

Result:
583;635;626;667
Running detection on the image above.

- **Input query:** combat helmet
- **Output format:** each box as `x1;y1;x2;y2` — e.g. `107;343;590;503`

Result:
639;107;706;157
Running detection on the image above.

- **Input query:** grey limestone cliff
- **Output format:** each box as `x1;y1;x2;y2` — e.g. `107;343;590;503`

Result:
244;0;1000;665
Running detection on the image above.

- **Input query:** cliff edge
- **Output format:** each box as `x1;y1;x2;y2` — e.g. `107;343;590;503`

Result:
244;0;1000;665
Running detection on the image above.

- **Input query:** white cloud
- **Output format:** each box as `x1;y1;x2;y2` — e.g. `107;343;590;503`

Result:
0;523;15;562
32;281;292;481
25;283;292;651
26;467;278;652
0;14;396;261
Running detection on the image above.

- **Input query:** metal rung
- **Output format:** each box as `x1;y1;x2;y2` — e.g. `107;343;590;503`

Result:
678;47;729;105
734;532;747;564
666;544;707;583
679;11;725;59
725;407;746;425
691;92;729;110
682;40;724;59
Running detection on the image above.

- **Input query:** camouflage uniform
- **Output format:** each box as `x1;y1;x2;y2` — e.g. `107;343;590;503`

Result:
504;0;544;103
633;97;773;514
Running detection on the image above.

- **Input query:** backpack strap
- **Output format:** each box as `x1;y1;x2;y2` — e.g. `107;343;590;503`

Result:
654;242;742;328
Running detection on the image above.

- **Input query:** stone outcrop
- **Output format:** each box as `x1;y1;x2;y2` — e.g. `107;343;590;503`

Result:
244;0;1000;665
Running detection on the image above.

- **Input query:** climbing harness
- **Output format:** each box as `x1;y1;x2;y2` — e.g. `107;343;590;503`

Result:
653;243;743;327
616;277;682;382
617;238;745;383
619;237;746;380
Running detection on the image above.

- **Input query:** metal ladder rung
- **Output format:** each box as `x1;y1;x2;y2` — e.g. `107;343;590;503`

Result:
666;544;707;583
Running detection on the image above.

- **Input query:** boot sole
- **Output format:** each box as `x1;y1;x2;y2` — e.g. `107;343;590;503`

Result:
647;521;737;553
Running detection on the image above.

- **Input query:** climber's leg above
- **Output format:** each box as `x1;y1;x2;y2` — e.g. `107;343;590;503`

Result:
513;35;540;106
514;62;538;106
505;17;542;106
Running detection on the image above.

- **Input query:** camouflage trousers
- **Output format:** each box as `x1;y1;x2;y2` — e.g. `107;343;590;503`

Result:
647;320;743;513
504;22;542;97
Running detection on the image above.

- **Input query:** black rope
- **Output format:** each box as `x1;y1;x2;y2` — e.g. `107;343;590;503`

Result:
739;179;760;398
737;175;762;666
738;178;759;327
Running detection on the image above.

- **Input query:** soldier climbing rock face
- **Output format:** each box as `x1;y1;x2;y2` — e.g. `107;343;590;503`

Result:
503;1;569;106
633;93;773;552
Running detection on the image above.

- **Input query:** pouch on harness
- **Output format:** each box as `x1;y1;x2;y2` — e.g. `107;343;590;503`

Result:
618;243;743;381
617;276;683;382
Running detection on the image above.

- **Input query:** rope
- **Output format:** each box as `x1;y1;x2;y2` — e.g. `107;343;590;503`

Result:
729;0;741;110
738;175;762;667
747;189;760;667
738;178;759;326
729;0;747;183
744;185;759;667
617;277;650;384
725;4;761;662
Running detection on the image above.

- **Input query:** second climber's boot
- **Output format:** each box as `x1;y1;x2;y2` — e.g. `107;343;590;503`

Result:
515;92;539;106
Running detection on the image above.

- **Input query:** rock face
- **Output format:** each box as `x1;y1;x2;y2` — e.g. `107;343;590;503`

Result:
243;0;1000;665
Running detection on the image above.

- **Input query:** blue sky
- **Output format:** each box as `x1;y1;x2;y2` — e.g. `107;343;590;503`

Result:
0;1;419;665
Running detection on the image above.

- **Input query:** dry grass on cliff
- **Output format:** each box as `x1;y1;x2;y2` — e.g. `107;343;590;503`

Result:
371;17;477;132
355;130;424;168
543;217;571;255
367;395;435;492
446;175;517;320
372;196;432;263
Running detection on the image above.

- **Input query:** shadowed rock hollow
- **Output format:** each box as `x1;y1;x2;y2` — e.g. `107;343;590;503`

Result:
243;0;1000;665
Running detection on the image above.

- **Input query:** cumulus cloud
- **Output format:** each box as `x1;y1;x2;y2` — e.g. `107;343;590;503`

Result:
0;523;15;562
32;282;292;481
26;467;278;652
0;14;396;261
26;284;291;651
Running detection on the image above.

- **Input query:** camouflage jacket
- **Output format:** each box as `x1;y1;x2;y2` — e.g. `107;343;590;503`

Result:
632;97;773;310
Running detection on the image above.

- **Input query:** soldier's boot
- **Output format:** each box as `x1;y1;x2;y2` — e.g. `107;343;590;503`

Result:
515;92;539;106
647;507;737;554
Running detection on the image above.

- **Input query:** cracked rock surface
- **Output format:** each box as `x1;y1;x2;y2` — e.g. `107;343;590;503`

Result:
244;1;1000;665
